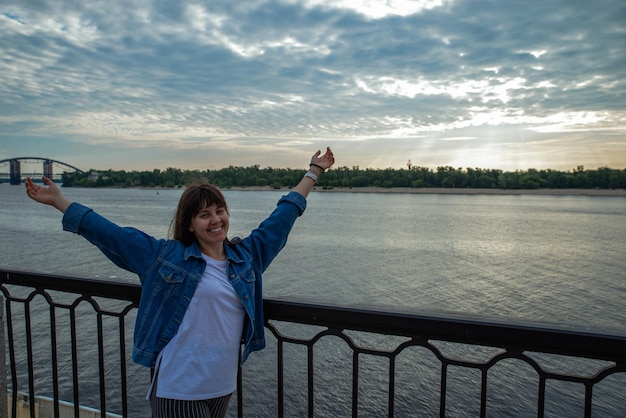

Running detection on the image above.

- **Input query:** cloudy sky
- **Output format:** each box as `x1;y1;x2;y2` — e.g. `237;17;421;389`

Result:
1;0;625;173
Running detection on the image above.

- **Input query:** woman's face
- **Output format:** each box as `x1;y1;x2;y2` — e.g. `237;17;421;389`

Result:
188;203;230;248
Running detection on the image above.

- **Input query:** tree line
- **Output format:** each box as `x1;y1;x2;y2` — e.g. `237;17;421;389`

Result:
61;165;626;190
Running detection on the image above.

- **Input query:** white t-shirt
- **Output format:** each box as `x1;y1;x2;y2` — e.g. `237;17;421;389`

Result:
151;254;246;400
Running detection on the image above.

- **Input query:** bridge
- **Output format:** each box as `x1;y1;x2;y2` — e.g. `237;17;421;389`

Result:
0;157;84;185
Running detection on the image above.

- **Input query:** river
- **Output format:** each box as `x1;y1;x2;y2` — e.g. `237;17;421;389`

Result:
1;184;625;416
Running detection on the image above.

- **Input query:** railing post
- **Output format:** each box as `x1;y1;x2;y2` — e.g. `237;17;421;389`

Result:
0;295;7;418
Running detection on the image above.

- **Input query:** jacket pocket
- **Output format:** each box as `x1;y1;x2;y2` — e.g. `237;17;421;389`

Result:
239;267;257;283
157;260;188;284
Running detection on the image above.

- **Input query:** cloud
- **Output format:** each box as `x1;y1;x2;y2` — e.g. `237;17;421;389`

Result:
290;0;450;19
1;0;625;171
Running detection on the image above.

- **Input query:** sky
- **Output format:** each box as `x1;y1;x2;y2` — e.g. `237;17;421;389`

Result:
1;0;625;174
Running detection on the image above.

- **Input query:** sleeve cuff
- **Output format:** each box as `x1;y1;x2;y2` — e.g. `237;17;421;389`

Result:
62;202;92;233
279;192;307;216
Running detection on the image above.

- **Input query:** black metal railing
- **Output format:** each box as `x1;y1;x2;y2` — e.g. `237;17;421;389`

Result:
2;268;625;418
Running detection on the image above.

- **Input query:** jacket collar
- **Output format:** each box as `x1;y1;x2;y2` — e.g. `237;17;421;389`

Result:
183;239;243;264
183;240;203;261
224;241;244;264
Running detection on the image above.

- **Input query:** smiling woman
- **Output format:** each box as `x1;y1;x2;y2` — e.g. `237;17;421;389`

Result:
21;147;335;418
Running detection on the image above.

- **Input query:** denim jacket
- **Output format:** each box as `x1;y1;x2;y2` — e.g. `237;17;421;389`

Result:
62;191;307;368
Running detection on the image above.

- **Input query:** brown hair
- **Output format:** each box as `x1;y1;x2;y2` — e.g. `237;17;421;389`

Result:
170;183;228;246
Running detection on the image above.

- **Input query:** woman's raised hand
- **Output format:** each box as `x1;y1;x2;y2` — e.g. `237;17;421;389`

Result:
310;147;335;171
25;176;72;213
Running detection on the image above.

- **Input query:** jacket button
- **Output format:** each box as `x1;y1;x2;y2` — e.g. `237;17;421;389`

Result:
244;295;249;300
230;274;235;279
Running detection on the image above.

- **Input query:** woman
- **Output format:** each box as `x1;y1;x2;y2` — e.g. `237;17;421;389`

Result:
25;147;335;418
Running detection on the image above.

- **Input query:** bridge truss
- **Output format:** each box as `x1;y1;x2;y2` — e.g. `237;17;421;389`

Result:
0;157;84;185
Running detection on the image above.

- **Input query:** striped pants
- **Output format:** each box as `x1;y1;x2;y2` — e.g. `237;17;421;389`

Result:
150;394;232;418
149;373;233;418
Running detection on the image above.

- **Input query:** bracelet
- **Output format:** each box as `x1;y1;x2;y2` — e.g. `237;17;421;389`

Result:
304;171;318;183
309;163;325;172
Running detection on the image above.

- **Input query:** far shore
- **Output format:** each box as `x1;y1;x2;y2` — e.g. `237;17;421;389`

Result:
223;186;626;196
47;183;625;196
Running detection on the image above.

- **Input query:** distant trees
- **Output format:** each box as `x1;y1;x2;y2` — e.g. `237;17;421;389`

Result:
61;165;626;190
